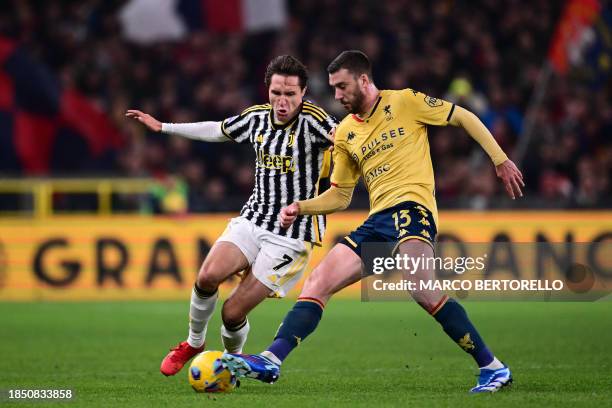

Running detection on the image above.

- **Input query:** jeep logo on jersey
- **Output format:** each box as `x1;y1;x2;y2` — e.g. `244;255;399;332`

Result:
364;163;391;184
424;95;443;107
256;149;296;173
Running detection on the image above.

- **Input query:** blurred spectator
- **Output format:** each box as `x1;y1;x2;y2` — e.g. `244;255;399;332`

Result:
0;0;609;211
148;174;189;215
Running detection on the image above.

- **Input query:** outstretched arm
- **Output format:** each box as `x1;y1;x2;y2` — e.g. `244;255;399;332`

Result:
279;186;354;228
125;109;228;142
448;106;524;199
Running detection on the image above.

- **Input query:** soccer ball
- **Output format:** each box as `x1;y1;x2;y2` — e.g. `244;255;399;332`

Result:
188;351;237;393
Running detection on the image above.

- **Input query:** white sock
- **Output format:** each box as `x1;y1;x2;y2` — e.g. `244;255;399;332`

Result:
221;319;250;353
481;356;504;370
187;286;218;348
260;350;282;366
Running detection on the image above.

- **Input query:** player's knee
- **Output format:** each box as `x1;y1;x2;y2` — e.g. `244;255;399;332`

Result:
221;299;246;328
411;290;442;313
196;262;224;292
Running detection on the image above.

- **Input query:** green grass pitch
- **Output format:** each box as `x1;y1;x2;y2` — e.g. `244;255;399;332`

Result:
1;300;611;407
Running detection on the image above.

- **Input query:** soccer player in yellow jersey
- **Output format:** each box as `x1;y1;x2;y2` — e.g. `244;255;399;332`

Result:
222;51;524;393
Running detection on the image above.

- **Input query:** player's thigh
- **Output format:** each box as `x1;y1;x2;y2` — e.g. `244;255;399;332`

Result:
250;238;311;298
222;271;273;324
300;243;363;304
198;217;258;286
396;238;444;311
198;241;250;286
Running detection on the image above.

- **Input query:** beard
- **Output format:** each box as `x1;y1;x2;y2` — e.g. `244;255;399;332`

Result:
344;89;365;114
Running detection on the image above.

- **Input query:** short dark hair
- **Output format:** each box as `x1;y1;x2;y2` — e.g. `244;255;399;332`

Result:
264;55;308;89
327;50;372;78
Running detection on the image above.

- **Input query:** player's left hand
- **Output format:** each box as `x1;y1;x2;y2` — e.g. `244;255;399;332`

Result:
496;159;524;199
279;202;300;228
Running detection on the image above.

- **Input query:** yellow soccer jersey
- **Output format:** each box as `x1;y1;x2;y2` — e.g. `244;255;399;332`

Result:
331;89;455;225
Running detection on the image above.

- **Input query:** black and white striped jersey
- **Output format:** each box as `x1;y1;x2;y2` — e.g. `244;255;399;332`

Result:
221;101;337;244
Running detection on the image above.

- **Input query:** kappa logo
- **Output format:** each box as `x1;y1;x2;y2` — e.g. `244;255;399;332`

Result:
458;333;475;351
424;95;443;107
418;218;431;226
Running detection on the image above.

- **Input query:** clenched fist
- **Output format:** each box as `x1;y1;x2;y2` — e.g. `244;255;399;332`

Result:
279;202;300;228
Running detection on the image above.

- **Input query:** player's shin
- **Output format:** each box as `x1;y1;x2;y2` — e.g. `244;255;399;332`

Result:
187;283;218;348
264;297;324;364
221;318;250;353
431;296;501;368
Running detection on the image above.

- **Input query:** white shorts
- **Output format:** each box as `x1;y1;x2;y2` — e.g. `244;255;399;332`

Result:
216;216;312;297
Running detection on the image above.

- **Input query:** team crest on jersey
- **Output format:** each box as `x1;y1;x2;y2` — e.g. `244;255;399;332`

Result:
424;96;443;107
383;105;394;121
347;131;357;144
256;134;264;143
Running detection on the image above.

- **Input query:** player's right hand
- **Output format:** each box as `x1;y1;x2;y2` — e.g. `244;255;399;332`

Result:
125;109;162;132
279;202;300;228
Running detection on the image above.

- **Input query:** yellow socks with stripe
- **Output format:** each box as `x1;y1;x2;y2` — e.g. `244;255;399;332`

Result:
187;284;218;348
265;297;324;363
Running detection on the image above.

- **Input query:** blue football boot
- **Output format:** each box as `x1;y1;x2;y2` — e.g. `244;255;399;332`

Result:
470;363;513;393
221;353;280;384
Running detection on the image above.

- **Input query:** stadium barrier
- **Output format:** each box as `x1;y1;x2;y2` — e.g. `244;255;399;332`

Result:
0;211;609;301
0;178;154;217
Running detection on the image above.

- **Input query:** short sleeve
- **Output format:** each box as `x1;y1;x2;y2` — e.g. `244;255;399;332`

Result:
401;88;455;126
221;105;269;144
330;141;360;188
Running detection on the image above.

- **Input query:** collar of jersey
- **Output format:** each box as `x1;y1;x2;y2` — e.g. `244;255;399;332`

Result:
352;95;382;123
269;104;301;130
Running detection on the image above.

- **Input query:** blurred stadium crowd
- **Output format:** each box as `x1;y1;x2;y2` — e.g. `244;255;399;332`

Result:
0;0;610;212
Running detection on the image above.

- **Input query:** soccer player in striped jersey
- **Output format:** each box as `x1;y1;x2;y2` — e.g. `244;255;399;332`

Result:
126;55;337;376
221;51;524;393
